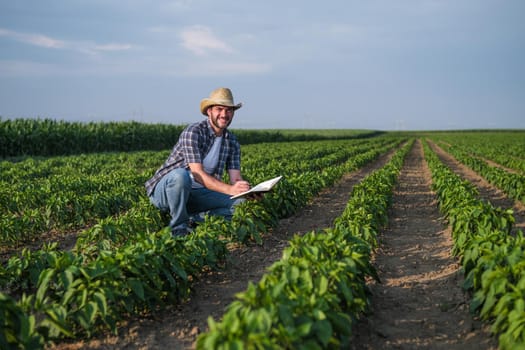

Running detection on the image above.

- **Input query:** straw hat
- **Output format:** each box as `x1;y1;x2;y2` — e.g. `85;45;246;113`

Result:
200;87;243;116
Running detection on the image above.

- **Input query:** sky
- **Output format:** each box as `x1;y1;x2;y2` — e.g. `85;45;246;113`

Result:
0;0;524;131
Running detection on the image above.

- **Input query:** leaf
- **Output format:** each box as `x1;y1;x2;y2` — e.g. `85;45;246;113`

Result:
326;311;352;335
318;275;328;296
86;301;98;325
225;339;245;350
44;306;74;338
313;319;333;346
296;321;313;337
19;314;36;343
127;278;145;301
93;291;108;317
255;309;273;333
59;268;74;290
278;304;294;326
35;269;54;307
80;288;88;308
62;278;83;306
270;280;286;299
481;276;507;318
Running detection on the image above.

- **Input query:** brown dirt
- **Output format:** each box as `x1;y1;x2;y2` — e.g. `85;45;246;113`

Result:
49;138;525;349
349;140;499;349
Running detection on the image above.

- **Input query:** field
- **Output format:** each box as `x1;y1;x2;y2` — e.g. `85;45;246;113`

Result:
1;120;525;349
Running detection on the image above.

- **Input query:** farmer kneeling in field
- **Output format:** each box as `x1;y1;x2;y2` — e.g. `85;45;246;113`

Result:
145;87;253;236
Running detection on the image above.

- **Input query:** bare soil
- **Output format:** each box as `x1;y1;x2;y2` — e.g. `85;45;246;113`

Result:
349;140;499;349
49;139;525;349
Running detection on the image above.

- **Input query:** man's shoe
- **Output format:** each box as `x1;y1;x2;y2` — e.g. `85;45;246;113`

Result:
188;214;204;228
188;219;200;229
172;227;191;237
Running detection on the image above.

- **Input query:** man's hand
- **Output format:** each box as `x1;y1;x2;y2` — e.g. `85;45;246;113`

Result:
231;180;250;195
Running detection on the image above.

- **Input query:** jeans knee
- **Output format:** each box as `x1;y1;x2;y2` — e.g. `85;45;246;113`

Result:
166;168;191;191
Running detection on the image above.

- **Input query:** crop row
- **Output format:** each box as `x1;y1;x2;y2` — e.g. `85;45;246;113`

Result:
434;142;525;203
423;140;525;350
196;141;413;348
0;118;380;158
1;138;399;258
0;138;400;247
0;118;186;157
429;132;525;174
1;138;402;348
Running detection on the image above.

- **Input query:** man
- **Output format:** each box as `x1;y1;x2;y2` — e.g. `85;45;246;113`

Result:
145;87;251;236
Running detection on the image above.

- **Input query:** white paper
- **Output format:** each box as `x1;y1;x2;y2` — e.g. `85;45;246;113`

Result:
230;175;283;199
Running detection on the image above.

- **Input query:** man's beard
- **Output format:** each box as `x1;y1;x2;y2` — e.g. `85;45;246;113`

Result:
211;116;232;130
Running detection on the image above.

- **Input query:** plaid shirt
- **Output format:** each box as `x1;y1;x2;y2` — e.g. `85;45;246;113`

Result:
145;119;241;196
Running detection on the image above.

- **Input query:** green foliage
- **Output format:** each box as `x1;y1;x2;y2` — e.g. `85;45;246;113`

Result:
0;292;45;350
0;118;185;157
1;136;403;346
196;141;413;348
427;131;525;174
423;140;525;350
0;117;381;158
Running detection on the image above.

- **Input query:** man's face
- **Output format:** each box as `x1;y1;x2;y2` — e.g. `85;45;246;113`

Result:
208;105;234;133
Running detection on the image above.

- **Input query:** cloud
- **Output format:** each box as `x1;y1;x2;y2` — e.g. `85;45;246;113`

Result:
180;25;233;56
92;43;134;52
0;27;134;54
0;24;272;77
0;28;64;49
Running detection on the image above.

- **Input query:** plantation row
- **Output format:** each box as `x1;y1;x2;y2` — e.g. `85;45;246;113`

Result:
0;136;402;349
196;140;414;348
439;143;524;203
427;131;525;174
0;118;379;158
193;138;525;349
0;118;184;157
1;129;524;349
423;141;525;350
0;137;397;247
427;132;525;203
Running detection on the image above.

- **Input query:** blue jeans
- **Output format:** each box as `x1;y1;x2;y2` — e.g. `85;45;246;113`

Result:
148;168;243;231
